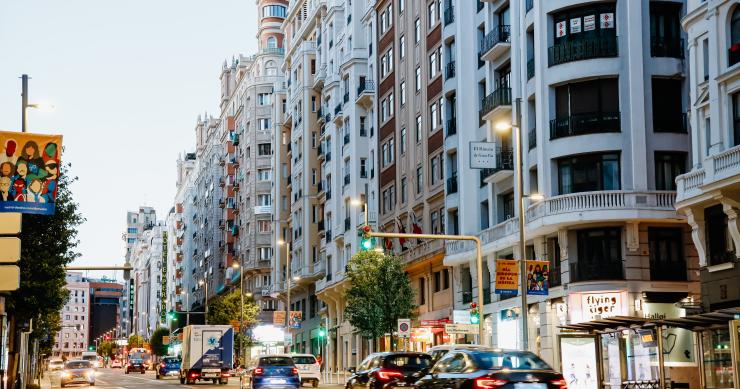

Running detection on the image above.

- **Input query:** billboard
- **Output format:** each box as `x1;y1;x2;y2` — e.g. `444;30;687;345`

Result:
525;260;549;295
0;131;63;215
494;259;518;295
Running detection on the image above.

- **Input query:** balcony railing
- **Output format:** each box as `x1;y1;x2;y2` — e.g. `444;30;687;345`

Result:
651;37;684;58
480;87;512;118
549;111;621;139
447;175;458;194
653;112;687;133
528;128;536;150
317;220;325;232
526;58;534;80
479;149;514;184
445;61;456;79
344;174;350;186
357;79;375;96
480;25;511;57
548;35;618;67
444;6;454;26
446;118;457;137
335;104;342;115
343;92;349;104
477;0;484;12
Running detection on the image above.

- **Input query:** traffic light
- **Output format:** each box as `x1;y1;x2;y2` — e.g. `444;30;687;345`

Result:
359;225;376;251
318;327;326;338
88;345;95;351
470;302;480;324
167;311;177;321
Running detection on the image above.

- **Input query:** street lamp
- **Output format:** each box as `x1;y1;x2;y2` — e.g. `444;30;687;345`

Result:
277;239;292;352
20;74;55;133
199;279;209;325
350;198;368;226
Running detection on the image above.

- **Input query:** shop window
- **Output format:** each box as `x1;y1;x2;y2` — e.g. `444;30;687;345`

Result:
733;92;740;146
648;227;686;281
705;205;734;266
558;152;621;194
573;228;623;281
701;328;735;388
655;152;686;190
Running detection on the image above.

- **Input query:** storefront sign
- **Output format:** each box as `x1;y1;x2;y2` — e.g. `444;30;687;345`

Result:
410;328;433;343
495;259;519;295
600;13;614;29
500;308;520;321
420;319;449;327
559;335;600;389
570;18;582;34
642;303;696;365
583;15;596;31
568;292;627;323
556;21;567;37
444;323;478;335
526;260;549;295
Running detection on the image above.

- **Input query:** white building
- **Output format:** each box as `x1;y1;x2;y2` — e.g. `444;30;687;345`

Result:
53;272;90;358
129;217;167;338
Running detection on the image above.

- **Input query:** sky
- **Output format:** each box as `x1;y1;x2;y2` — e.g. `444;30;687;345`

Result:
0;0;258;280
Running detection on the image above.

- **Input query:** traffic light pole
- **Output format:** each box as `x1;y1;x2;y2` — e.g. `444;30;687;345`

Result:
365;231;486;345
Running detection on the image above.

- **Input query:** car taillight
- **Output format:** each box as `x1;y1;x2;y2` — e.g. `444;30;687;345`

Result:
551;379;567;389
254;367;264;375
190;372;199;378
474;377;508;389
292;367;299;375
160;363;165;368
376;368;404;381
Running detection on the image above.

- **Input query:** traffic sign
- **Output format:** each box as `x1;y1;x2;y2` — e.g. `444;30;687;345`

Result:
444;323;478;335
453;310;471;324
0;238;21;263
397;319;411;338
0;265;20;291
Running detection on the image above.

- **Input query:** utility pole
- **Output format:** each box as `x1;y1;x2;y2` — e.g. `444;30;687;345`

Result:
21;74;28;132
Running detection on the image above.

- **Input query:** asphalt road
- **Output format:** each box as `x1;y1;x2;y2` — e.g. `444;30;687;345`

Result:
47;368;244;389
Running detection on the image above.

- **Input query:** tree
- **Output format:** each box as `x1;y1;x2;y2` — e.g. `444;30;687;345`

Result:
98;341;115;358
206;289;260;362
149;328;170;357
128;334;145;349
345;251;416;350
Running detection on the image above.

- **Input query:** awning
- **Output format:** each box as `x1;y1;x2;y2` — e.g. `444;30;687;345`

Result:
558;316;651;332
650;307;740;331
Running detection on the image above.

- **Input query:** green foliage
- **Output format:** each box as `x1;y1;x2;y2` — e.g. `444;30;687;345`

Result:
345;251;416;346
149;328;170;356
5;164;84;345
36;311;62;355
98;341;115;358
128;334;145;349
206;289;260;328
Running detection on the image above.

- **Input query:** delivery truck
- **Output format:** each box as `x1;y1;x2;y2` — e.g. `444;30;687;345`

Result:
179;325;234;385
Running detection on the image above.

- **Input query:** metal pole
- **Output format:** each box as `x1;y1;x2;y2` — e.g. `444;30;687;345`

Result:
474;239;485;345
657;326;666;389
285;243;291;353
21;74;28;132
204;281;209;325
514;97;529;351
186;293;190;326
240;260;244;365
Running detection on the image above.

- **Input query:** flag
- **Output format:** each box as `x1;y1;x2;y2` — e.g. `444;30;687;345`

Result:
396;218;408;250
409;211;423;245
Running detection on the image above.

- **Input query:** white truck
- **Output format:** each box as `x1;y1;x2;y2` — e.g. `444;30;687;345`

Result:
179;325;234;385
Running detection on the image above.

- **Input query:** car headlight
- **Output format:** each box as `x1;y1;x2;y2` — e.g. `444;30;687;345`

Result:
61;372;71;379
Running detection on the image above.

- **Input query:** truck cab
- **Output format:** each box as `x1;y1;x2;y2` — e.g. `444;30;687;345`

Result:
179;325;234;385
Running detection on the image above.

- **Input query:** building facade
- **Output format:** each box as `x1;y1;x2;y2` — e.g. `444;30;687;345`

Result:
129;216;167;338
53;273;90;358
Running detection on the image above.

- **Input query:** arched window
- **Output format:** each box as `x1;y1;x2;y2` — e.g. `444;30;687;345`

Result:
731;7;740;66
267;37;278;49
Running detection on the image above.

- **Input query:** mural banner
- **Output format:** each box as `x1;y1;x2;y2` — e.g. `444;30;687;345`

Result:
526;260;550;296
494;259;519;295
0;131;63;215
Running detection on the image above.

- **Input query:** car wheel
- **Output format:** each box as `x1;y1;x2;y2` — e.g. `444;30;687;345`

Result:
156;374;161;380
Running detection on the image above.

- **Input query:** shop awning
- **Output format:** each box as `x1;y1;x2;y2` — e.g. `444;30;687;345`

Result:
558;316;651;332
649;307;740;331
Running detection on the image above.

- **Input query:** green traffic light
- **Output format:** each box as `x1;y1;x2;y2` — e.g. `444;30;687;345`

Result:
470;314;480;324
318;329;326;337
361;238;374;250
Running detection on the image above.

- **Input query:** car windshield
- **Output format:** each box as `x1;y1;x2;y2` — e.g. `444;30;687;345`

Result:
81;355;96;361
163;357;180;363
292;356;316;365
430;350;448;363
473;351;551;371
65;361;91;369
260;357;294;366
384;355;432;370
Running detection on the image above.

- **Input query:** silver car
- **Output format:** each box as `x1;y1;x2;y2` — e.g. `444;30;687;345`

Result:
60;360;96;387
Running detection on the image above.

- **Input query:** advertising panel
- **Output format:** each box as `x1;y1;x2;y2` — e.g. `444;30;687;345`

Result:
494;259;518;295
559;335;600;389
525;260;549;295
642;302;696;365
0;131;63;215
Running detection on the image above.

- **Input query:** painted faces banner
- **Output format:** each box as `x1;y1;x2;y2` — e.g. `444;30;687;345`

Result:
0;131;63;215
494;259;519;295
526;260;550;296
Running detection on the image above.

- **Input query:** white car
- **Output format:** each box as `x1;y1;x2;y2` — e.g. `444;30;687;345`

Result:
291;354;320;387
49;359;64;371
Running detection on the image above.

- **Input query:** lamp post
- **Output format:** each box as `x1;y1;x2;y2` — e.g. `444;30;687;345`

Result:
20;74;55;133
199;280;209;325
350;198;369;226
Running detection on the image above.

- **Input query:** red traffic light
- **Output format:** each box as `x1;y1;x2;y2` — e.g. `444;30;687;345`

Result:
470;302;477;309
362;225;371;233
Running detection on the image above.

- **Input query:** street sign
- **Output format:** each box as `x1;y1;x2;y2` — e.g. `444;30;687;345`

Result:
0;213;21;234
0;265;20;291
453;310;471;324
0;238;21;263
397;319;411;338
444;323;478;335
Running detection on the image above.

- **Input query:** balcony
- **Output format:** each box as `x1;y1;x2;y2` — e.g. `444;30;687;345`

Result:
317;144;325;160
316;108;323;122
356;79;375;106
443;6;454;26
446;175;458;194
479;25;511;62
446;118;457;137
317;181;324;193
325;152;331;162
344;217;351;231
548;35;618;67
526;58;534;80
325;229;332;242
317;220;325;232
480;87;512;121
528;128;536;150
230;132;240;146
343;133;350;145
677;145;740;203
549;111;621;139
445;61;456;80
335;104;342;116
480;148;514;184
326;190;332;200
651;37;684;58
653;112;687;133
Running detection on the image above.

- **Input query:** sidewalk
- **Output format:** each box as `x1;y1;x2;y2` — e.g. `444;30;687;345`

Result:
39;373;52;389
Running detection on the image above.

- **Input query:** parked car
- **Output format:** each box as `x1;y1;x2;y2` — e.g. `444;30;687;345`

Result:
291;354;321;387
250;355;301;389
125;358;147;374
60;360;96;387
49;359;64;371
427;344;490;364
415;348;567;389
110;359;122;369
156;356;181;379
346;352;433;389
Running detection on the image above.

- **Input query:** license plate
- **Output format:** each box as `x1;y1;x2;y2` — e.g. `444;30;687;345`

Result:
203;373;219;377
514;384;546;389
270;379;287;384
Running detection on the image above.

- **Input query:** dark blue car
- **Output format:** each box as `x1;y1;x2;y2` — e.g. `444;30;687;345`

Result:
156;356;181;379
251;356;300;389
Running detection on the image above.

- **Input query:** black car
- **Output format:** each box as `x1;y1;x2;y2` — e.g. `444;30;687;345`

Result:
125;359;146;374
415;349;567;389
347;352;433;389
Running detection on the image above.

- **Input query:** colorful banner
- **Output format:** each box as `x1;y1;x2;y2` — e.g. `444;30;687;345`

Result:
289;311;302;329
494;259;518;295
526;260;550;296
0;131;63;215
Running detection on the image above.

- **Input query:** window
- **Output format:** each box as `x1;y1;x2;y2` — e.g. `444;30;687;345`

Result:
652;79;684;132
258;143;272;156
257;194;272;206
429;102;438;130
553;78;620;138
499;191;514;223
258;247;273;260
551;3;617;65
263;5;287;17
360;158;367;178
400;35;406;59
380;5;393;34
574;228;623;281
381;93;394;122
558;153;620;194
649;2;682;58
731;7;740;66
257;93;271;105
430;155;439;185
428;1;437;28
258;220;271;233
127;227;137;234
429;50;439;78
400;128;407;154
381;49;394;78
480;200;489;229
415;19;421;43
382;138;395;167
401;177;407;203
416;166;423;193
419;278;426;305
648;228;686;281
654;152;686;190
257;169;272;181
415;67;421;91
415;115;422;142
399;0;404;13
705;205;733;266
400;81;406;106
383;186;396;213
733;93;740;146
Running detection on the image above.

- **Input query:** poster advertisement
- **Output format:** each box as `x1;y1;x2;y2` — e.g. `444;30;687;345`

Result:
497;308;520;349
526;260;549;295
494;259;518;295
289;311;303;329
600;13;614;29
556;21;567;38
570;18;582;34
583;15;596;31
642;303;696;365
560;336;599;389
0;131;63;215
